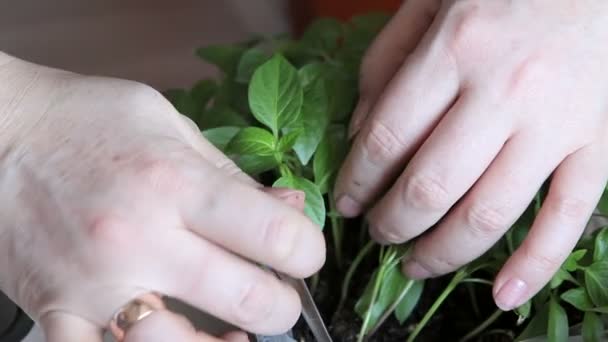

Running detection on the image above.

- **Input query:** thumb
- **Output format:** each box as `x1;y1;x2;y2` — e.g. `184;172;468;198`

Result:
350;0;441;138
123;310;223;342
40;311;103;342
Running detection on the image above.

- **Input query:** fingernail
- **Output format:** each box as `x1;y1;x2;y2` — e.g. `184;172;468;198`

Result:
336;195;362;217
403;260;433;279
348;100;369;139
494;278;528;311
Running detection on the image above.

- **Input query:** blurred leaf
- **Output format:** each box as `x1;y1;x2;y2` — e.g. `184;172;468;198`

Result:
274;176;326;229
516;301;549;341
233;154;278;176
289;69;330;165
190;79;217;108
585;261;608;307
395;279;424;324
277;130;302;152
202;126;240;152
582;312;605;342
236;48;268;83
164;88;200;118
548;297;568;342
313;125;347;194
561;287;594;311
594;227;608;262
196;45;246;76
200;105;249;129
301;18;344;53
249;54;303;135
515;301;532;325
355;264;409;334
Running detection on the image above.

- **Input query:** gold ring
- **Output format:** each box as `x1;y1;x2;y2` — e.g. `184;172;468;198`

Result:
108;292;165;341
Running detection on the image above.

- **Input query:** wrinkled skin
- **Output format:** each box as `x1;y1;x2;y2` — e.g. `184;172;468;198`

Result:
335;0;608;311
0;55;325;341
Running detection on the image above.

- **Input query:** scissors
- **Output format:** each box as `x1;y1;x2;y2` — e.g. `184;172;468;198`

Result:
254;274;332;342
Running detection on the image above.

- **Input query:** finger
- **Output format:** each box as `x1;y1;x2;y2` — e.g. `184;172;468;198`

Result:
263;187;306;212
222;331;250;342
178;160;325;279
492;144;607;311
40;311;103;342
368;92;511;244
176;113;258;187
152;229;301;335
401;133;563;278
123;310;223;342
350;0;442;137
334;23;460;218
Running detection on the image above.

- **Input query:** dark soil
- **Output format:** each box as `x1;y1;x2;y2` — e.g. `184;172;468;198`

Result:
291;218;522;342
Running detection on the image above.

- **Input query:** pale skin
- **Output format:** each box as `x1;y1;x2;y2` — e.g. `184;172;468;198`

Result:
0;54;325;341
2;0;608;340
335;0;608;312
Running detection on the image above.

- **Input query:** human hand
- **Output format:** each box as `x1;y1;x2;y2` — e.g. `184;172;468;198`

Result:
334;0;608;311
0;54;325;340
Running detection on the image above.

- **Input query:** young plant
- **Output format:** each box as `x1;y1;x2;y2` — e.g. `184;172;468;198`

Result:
164;14;608;342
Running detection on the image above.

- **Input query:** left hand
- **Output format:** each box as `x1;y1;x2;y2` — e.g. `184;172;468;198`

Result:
334;0;608;311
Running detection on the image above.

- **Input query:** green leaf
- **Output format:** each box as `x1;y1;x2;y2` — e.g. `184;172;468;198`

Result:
225;127;277;156
236;48;268;83
564;249;587;271
594;227;608;262
190;79;217;108
516;301;549;341
561;287;594;311
164;89;200;118
598;187;608;215
298;63;327;88
550;268;578;289
233;154;278;176
585;261;608;307
301;18;344;53
202;126;241;152
273;176;326;229
313;125;347;194
515;301;532;325
395;279;424;324
277;130;302;152
196;45;246;76
290;71;330;165
548;297;568;342
214;78;250;114
249;54;304;136
355;264;408;333
200;105;249;129
582;312;605;342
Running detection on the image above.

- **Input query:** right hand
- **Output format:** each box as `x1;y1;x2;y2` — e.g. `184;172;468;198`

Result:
0;54;326;340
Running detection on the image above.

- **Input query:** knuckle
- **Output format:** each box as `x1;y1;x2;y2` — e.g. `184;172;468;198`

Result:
446;0;488;56
521;247;564;273
547;195;590;220
505;53;550;97
86;215;132;248
233;277;274;327
135;158;187;194
416;254;459;276
401;173;450;210
261;214;299;264
363;119;407;163
464;202;510;238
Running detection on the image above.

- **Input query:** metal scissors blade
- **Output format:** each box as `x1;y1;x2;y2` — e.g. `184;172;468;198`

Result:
278;274;332;342
255;274;332;342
